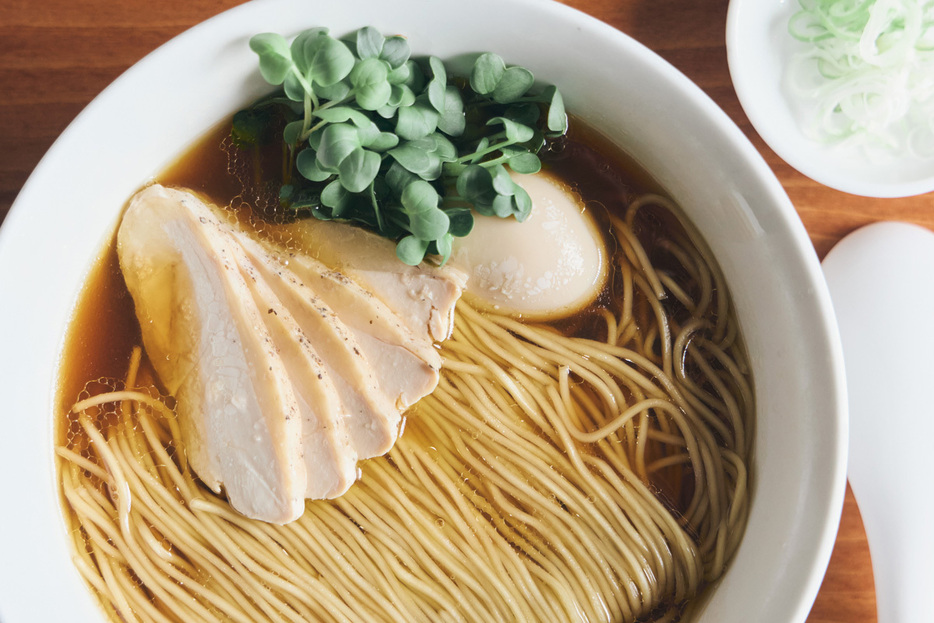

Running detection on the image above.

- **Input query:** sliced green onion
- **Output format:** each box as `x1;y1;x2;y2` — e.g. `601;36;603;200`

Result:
786;0;934;158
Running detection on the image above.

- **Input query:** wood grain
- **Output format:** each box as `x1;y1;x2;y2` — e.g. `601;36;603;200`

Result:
1;0;906;620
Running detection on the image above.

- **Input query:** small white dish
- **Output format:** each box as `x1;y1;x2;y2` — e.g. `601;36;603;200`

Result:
726;0;934;198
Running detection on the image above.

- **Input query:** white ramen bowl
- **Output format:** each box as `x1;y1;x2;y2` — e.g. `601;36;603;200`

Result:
0;0;847;621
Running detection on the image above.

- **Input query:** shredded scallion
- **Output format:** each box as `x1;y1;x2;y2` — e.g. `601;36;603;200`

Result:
785;0;934;158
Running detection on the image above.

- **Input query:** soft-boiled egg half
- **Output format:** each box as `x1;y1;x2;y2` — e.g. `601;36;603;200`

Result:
451;170;607;320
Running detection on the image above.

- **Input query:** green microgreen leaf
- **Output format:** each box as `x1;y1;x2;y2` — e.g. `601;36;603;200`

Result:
316;123;361;170
380;35;410;68
338;146;381;192
283;72;306;102
425;133;457;161
542;85;568;134
437;85;465;137
401;179;440;215
242;25;568;267
313;106;371;126
434;233;454;265
308;127;324;151
490;164;515;195
399;181;451;246
385;161;419;195
387;84;416;109
409;209;449;241
356;26;384;59
427;56;447;113
292;30;355;87
387;62;411;85
396;235;430;265
506;102;541;126
456;164;498;215
472;137;490;162
396;97;440;140
401;59;426;92
367;132;399;152
354;120;382;147
321;179;352;216
445;207;474;237
514;185;533;221
351;57;392;110
283;120;304;146
488;116;535;143
296;148;332;182
507;152;541;174
492;193;514;218
470;52;505;95
492;66;534;103
389;142;433;175
249;33;294;85
315;79;351;101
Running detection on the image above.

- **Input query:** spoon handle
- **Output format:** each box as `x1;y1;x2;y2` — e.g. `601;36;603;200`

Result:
822;221;934;623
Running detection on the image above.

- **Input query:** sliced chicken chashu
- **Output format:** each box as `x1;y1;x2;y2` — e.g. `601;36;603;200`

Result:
224;238;359;500
234;232;442;410
239;241;401;458
117;185;465;523
295;266;442;411
117;185;306;524
290;257;442;370
268;218;467;341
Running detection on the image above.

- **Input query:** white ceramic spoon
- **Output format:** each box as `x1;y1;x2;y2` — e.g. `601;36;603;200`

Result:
822;221;934;622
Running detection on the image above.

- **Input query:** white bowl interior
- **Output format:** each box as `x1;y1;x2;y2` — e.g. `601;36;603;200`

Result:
0;0;847;621
726;0;934;198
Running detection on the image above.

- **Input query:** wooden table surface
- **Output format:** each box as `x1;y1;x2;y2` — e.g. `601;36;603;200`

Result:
6;0;931;620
